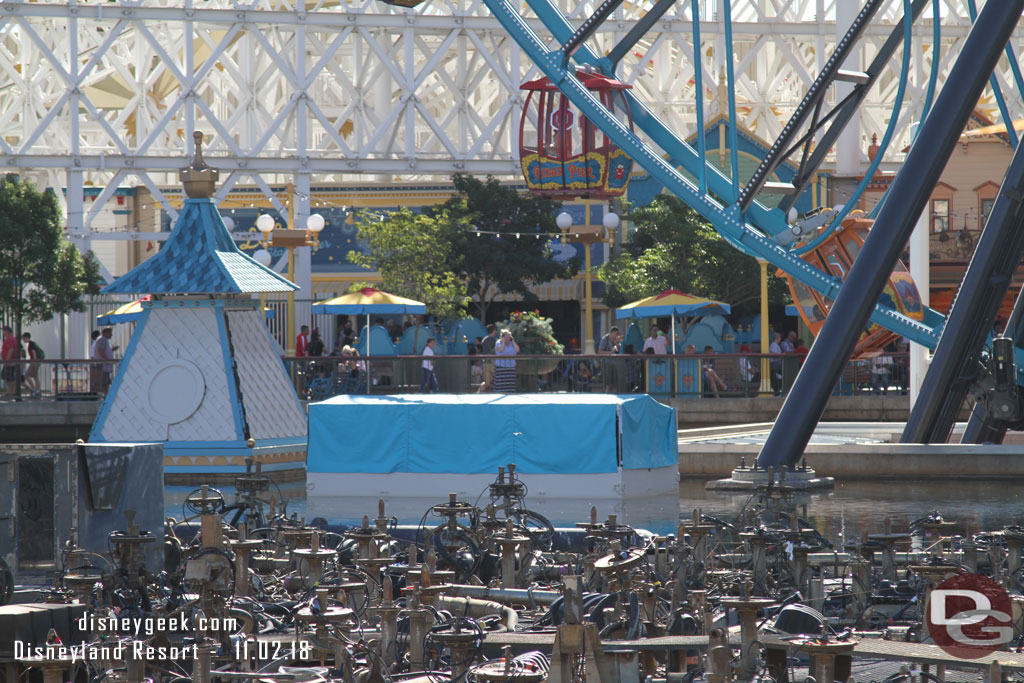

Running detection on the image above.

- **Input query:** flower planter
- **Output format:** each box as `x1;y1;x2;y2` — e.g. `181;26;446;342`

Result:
515;356;562;375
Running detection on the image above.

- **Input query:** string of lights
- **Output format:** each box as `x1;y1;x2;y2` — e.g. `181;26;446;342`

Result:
96;177;999;235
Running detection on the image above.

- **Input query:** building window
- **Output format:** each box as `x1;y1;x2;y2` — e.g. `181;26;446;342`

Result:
980;197;995;226
931;198;949;233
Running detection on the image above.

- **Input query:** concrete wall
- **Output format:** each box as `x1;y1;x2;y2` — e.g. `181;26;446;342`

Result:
680;442;1024;480
0;401;98;442
662;395;923;427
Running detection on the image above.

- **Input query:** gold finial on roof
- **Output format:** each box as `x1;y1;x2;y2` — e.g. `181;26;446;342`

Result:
180;131;219;199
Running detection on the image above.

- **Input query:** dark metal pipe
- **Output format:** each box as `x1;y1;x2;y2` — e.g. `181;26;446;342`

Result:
778;0;931;214
961;233;1024;444
902;133;1024;444
561;0;624;67
737;0;885;211
756;0;1024;469
962;403;1007;444
607;0;676;69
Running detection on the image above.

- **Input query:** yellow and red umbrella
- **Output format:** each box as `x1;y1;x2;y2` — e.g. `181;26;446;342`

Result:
96;295;151;325
616;289;730;352
98;295;275;325
312;287;426;356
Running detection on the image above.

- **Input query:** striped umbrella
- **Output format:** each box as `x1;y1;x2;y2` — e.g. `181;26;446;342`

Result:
98;295;275;325
616;289;730;352
96;296;151;326
312;287;427;356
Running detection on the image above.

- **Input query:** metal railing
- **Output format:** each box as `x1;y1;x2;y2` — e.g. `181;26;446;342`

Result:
7;353;908;402
0;359;121;399
282;352;911;401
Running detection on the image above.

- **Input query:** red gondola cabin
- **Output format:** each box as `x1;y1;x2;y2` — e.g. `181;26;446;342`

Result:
519;70;634;199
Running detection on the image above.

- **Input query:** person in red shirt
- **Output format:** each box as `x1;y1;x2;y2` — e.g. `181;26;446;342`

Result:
1;326;16;396
295;325;309;357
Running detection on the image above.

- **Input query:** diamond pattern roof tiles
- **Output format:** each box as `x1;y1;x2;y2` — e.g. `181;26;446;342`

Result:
226;309;308;440
94;307;238;442
105;199;297;295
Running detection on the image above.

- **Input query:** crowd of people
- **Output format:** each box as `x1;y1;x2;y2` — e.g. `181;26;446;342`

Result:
289;315;912;398
585;323;907;397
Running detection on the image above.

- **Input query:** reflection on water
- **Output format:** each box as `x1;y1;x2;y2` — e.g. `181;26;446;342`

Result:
167;478;1024;540
165;482;309;521
688;478;1024;543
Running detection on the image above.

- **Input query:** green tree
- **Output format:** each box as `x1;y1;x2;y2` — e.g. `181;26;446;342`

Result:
0;173;97;349
432;174;578;321
598;194;788;315
81;250;105;296
347;208;470;320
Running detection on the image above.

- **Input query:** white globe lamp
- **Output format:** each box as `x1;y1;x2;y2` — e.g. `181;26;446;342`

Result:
253;249;272;267
256;213;275;237
306;213;325;233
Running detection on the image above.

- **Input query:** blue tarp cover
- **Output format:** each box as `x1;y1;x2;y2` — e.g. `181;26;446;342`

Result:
307;394;677;475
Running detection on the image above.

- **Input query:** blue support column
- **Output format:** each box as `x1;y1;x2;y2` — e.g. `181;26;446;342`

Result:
692;0;706;195
722;0;739;198
756;0;1024;469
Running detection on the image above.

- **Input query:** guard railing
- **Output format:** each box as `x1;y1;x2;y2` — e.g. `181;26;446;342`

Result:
0;359;121;399
0;353;907;402
282;352;910;401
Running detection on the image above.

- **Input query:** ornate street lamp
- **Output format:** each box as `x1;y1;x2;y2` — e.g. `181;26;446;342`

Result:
254;212;325;354
559;210;618;354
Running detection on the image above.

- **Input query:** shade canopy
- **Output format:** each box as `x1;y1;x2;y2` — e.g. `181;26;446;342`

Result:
98;296;275;325
312;287;427;315
615;289;730;319
97;296;151;326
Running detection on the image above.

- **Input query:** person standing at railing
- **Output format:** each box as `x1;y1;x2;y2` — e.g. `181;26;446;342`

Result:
21;332;43;398
1;326;16;397
769;332;783;396
307;328;324;357
95;327;119;394
737;343;759;390
623;344;641;392
780;330;800;395
295;325;310;357
89;329;102;394
597;326;621;393
642;325;668;354
306;329;327;382
477;324;498;393
871;351;893;395
468;345;483;389
419;337;439;393
493;329;519;393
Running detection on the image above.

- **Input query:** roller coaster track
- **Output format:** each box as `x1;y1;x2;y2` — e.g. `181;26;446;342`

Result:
480;0;949;348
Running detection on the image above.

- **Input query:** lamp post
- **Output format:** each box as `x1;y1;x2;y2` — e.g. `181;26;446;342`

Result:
559;210;618;355
253;248;273;321
756;257;772;396
256;212;325;354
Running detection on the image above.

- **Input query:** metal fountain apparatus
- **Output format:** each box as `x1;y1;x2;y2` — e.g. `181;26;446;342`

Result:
2;463;1024;682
